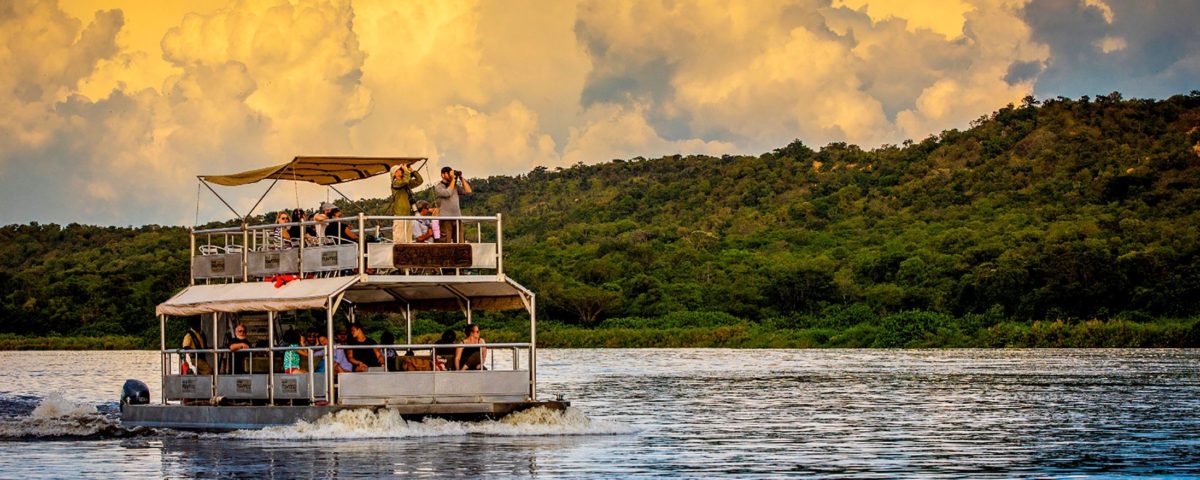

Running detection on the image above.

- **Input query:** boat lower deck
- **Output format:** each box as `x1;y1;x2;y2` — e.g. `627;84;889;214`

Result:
121;400;570;431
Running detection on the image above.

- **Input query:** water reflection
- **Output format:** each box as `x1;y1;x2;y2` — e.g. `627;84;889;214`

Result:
155;435;613;478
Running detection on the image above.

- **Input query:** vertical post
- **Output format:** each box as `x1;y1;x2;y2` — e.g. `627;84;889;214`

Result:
405;303;412;344
307;347;315;403
495;214;503;276
242;223;249;282
159;314;166;404
212;313;219;400
268;311;275;404
326;300;335;404
298;221;305;279
189;229;196;286
357;213;366;279
529;294;537;400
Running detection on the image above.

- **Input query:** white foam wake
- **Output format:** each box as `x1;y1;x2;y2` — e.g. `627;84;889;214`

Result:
232;406;637;440
0;393;123;438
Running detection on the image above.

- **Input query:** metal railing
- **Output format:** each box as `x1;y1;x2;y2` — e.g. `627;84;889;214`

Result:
189;213;504;284
163;341;531;405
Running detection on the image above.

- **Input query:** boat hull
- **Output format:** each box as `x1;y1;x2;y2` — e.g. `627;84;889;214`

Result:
120;401;570;431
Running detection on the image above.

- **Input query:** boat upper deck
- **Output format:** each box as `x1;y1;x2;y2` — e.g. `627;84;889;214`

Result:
190;213;506;286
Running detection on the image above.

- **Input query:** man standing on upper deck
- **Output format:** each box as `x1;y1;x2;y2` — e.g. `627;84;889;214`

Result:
391;163;423;243
434;166;472;242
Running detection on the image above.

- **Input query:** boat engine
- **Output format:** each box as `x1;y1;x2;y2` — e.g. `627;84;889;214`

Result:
121;379;150;406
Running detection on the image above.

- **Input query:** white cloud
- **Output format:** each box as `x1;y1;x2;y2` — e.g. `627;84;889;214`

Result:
1096;36;1126;53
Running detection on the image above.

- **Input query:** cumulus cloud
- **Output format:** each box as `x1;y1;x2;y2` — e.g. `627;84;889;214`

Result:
2;0;1197;225
1024;0;1200;98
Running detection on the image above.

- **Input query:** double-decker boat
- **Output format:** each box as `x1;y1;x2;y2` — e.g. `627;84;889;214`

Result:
119;156;567;430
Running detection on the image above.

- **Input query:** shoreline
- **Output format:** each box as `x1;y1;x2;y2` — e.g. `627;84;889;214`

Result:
3;317;1197;350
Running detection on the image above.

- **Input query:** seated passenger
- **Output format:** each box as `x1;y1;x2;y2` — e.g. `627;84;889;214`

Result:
181;318;212;375
282;329;302;374
434;329;456;371
455;324;487;371
298;328;323;372
330;208;358;243
223;323;253;374
412;200;440;243
331;328;353;373
346;323;382;372
274;211;292;247
379;331;398;369
311;213;329;242
286;208;317;245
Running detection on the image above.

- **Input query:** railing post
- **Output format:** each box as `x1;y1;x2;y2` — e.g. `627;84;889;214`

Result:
268;311;275;404
159;314;166;404
496;214;503;276
241;222;249;282
358;213;366;279
529;294;536;400
297;221;305;279
189;229;196;286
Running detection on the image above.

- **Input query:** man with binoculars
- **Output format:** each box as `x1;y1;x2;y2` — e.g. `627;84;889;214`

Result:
435;165;473;242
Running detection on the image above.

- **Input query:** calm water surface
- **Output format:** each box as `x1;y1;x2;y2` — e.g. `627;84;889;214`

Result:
1;349;1198;478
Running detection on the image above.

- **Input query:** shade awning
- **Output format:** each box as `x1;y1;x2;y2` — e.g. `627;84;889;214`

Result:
156;277;360;316
344;277;530;312
200;156;427;186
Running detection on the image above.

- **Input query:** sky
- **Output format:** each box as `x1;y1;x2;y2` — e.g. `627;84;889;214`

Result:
1;0;1197;226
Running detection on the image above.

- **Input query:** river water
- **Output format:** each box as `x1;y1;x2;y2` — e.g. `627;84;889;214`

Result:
1;349;1198;478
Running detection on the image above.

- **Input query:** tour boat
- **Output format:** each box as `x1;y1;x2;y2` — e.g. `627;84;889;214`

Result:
119;156;567;430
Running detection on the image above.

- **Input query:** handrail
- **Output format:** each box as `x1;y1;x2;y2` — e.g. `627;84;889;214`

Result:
194;215;500;235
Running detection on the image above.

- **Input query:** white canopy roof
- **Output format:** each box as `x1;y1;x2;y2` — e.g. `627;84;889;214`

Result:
156;277;359;316
155;275;532;316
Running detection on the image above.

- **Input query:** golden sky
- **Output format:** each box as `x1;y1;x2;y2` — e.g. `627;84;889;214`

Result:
2;0;1196;225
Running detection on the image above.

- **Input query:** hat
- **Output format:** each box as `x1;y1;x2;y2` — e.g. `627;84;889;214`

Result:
414;200;430;210
320;201;335;211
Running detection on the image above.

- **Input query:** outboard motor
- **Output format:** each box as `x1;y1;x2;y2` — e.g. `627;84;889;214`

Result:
121;379;150;407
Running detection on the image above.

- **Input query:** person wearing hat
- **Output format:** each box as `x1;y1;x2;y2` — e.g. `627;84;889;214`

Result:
390;163;423;243
434;165;472;242
412;200;440;243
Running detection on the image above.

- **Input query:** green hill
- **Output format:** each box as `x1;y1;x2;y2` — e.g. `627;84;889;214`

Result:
4;91;1200;347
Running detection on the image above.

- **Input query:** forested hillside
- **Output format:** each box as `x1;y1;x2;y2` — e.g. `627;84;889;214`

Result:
3;92;1200;347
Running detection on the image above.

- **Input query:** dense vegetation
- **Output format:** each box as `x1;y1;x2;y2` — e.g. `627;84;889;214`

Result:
3;92;1200;348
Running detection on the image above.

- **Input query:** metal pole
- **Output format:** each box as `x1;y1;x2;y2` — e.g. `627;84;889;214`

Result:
298;220;305;279
189;229;196;286
159;314;166;404
530;294;537;400
268;311;275;404
357;213;366;279
242;223;249;282
244;177;281;222
212;313;219;400
405;303;412;344
496;214;503;275
326;300;335;404
199;178;243;219
307;348;315;403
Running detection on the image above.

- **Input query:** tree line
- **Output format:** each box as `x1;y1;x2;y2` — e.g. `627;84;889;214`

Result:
2;91;1200;347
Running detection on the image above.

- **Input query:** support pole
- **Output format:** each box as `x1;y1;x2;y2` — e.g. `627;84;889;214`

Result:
189;229;196;286
326;300;335;404
159;314;166;405
268;311;275;404
530;294;537;400
212;313;219;400
405;302;412;344
357;213;366;279
496;214;503;276
241;223;249;282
